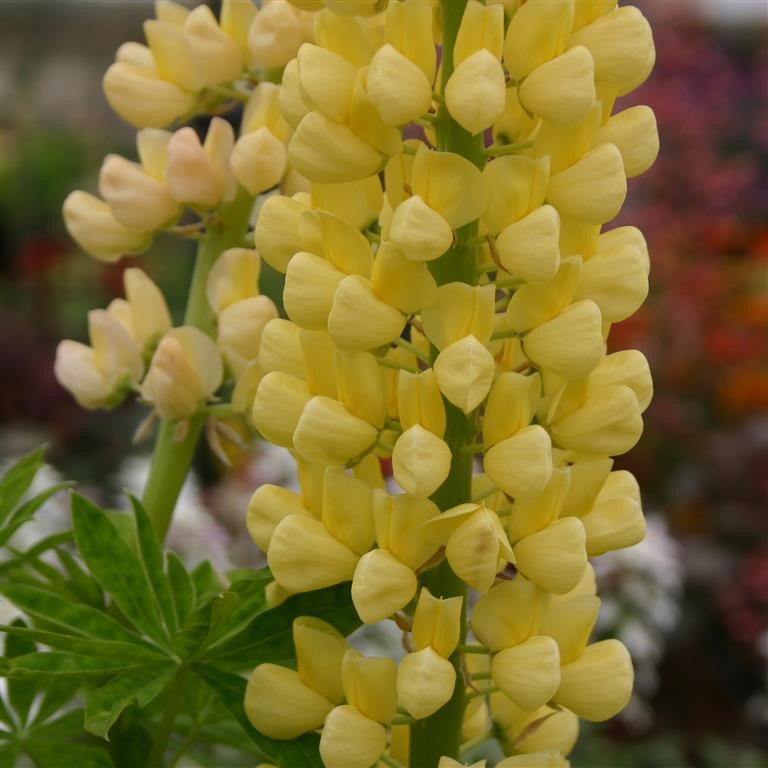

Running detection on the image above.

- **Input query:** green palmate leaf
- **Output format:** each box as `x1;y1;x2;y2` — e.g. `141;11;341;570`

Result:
166;552;195;627
205;570;272;647
3;584;159;650
71;494;167;646
204;582;360;669
32;677;81;726
5;651;150;678
0;624;168;663
27;707;84;740
24;738;114;768
0;690;14;725
0;481;73;547
85;664;177;739
55;546;104;607
0;445;46;521
192;560;223;601
193;663;324;768
129;496;177;633
6;619;37;727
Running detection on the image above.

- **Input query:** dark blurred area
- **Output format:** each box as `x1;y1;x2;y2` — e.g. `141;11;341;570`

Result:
0;2;766;767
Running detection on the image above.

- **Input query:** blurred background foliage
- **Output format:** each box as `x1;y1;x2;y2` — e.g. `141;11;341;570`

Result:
0;1;766;766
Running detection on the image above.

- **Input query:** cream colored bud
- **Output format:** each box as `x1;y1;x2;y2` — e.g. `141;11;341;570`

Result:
589;350;653;412
389;195;454;263
319;705;387;768
141;326;222;420
136;128;172;182
471;578;547;652
242;82;290;141
102;62;195;129
483;156;550;235
278;58;310;130
581;495;645;556
594;105;659;178
289;111;383;184
328;275;406;351
547;144;627;225
351;548;417;625
523;300;604;379
98;154;180;231
294;616;348;704
549;384;643;456
398;368;446;438
245;663;334;739
253;193;310;273
397;648;456;720
218;295;278;374
514;517;588;595
538;595;601;665
445;50;506;136
392;425;452;498
220;0;257;56
553;639;633;721
519;46;595;126
433;335;495;414
342;651;398;723
268;514;358;592
115;41;155;67
370;243;437;314
503;0;574;81
122;268;172;350
283;251;345;330
334;350;387;429
293;395;379;465
368;44;433;125
483;371;541;447
54;342;115;410
454;0;504;63
143;18;202;92
412;588;463;659
231;361;263;414
183;5;244;86
322;466;376;555
251;371;311;447
63;191;150;262
297;43;356;124
491;636;561;712
230;128;287;196
249;0;306;69
484;425;553;501
496;205;561;284
206;248;261;315
247;484;311;552
422;282;496;350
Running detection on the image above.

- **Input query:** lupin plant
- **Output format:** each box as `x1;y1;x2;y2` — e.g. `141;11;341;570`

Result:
1;1;659;767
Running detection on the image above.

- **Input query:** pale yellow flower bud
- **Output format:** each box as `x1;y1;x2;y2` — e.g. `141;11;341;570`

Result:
484;425;553;500
206;248;260;315
143;19;202;91
503;0;574;81
293;395;379;465
445;49;506;136
367;44;433;126
483;371;541;447
249;0;307;69
342;650;398;723
242;82;290;142
334;351;387;429
559;457;613;518
251;371;311;446
433;335;495;414
482;156;549;235
569;6;654;95
523;300;604;379
289;111;383;183
247;484;311;552
373;491;440;570
268;514;358;592
62;191;150;262
508;467;571;543
454;0;504;64
254;193;310;273
519;46;595;126
122;268;172;349
351;548;418;624
471;578;547;652
538;594;601;665
218;295;278;374
296;44;356;124
321;466;376;555
513;517;588;595
589;350;653;412
411;144;485;229
230;128;287;196
294;616;348;703
283;251;344;330
581;495;644;556
547;143;627;225
412;588;463;659
220;0;257;56
135;128;172;183
549;384;643;455
231;361;263;414
154;1;188;26
278;58;310;130
397;647;456;720
183;5;244;85
398;369;446;438
491;635;561;712
328;275;407;351
300;209;372;276
392;425;451;498
594;105;658;178
385;0;436;80
496;205;561;285
553;639;633;721
141;327;222;420
245;663;334;739
349;69;404;158
319;705;387;768
370;243;438;314
310;175;383;231
422;283;496;350
389;195;453;263
497;754;569;768
102;62;195;129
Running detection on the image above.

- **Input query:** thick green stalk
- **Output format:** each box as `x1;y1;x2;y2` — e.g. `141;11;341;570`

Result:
142;189;254;540
410;2;487;766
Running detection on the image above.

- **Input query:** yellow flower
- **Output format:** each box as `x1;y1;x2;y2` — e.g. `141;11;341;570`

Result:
342;650;398;723
246;483;312;552
384;0;436;81
412;587;463;658
251;371;311;447
482;371;541;447
422;283;496;350
294;616;348;703
370;243;438;313
120;267;172;351
397;647;456;719
321;466;376;555
351;548;417;624
537;594;601;665
491;635;561;712
230;128;287;196
445;50;506;135
433;335;496;414
594;105;659;178
249;0;310;69
389;195;454;263
483;425;553;500
253;193;311;273
217;295;278;375
206;248;261;315
397;368;447;438
392;425;452;498
183;4;244;86
319;705;387;768
495;205;561;285
284;251;345;330
367;44;433;125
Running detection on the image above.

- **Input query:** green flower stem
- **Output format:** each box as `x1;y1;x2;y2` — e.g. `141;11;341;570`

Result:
143;188;254;540
410;3;487;766
148;666;191;768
